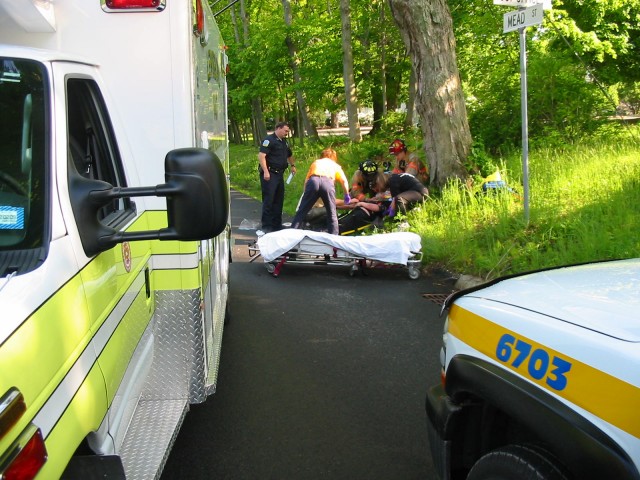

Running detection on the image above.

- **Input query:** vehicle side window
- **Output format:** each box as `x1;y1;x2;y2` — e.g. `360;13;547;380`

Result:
66;78;132;226
0;58;48;257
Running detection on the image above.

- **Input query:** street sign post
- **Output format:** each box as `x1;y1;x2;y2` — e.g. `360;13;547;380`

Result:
494;2;549;224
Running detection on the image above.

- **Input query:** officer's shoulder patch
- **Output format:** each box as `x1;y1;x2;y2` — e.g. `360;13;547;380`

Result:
262;139;270;147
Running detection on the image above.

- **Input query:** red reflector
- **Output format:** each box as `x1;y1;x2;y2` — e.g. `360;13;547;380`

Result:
106;0;161;8
195;0;205;36
3;428;47;480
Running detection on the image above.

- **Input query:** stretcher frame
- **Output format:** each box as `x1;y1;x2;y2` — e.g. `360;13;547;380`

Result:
248;230;422;279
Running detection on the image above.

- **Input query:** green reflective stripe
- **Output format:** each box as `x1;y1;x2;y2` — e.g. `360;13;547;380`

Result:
0;275;92;440
153;267;201;291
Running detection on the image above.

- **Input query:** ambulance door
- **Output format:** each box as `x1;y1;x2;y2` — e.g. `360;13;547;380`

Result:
0;56;102;479
56;63;155;440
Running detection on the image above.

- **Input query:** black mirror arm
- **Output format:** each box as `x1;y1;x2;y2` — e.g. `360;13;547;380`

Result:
89;183;181;203
89;182;184;250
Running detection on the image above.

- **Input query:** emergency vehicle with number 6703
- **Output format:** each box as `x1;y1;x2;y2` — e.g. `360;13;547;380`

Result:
427;259;640;480
0;0;231;478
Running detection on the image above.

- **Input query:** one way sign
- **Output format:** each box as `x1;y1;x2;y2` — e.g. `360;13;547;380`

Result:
503;4;544;32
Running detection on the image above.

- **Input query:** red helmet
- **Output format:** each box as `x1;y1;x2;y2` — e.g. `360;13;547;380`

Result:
388;139;406;155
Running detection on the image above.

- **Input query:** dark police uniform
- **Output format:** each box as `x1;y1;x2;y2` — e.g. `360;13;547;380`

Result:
259;132;292;232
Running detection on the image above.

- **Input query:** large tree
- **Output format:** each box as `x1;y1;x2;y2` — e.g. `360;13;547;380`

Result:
282;0;319;143
388;0;471;186
340;0;363;142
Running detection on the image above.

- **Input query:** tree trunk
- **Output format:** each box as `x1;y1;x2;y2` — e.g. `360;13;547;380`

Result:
252;97;267;146
330;111;338;128
380;5;388;118
388;0;471;186
404;65;416;128
240;0;249;45
229;117;242;144
229;5;241;44
370;82;384;136
282;0;319;142
340;0;362;142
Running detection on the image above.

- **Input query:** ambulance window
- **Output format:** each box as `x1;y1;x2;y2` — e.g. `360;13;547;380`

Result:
0;58;49;273
66;78;132;226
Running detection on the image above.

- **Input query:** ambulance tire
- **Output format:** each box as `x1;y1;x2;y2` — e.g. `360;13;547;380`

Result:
467;444;568;480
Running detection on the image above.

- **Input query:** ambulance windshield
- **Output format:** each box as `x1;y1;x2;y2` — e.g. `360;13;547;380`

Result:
0;58;48;271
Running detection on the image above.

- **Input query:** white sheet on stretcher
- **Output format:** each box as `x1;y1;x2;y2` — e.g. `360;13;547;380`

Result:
257;229;422;265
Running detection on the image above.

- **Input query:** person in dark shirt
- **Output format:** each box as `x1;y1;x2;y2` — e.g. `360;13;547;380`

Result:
386;172;429;216
258;122;296;233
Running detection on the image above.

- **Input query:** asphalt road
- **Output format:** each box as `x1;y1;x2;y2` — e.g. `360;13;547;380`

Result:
161;190;456;480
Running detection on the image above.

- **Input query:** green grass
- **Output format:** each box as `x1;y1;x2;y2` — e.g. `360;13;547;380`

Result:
229;129;640;279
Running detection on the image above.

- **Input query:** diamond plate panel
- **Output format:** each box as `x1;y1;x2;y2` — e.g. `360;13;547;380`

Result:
142;290;201;401
120;399;188;480
119;276;227;478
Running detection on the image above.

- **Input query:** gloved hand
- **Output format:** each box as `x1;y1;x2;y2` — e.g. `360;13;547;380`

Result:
343;194;351;204
385;206;395;217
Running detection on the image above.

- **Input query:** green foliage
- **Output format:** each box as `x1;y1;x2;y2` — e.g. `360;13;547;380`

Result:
216;0;409;138
409;129;640;278
450;0;639;151
549;0;640;84
618;81;640;113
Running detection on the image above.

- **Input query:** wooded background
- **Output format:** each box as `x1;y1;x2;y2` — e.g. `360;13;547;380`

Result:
215;0;640;185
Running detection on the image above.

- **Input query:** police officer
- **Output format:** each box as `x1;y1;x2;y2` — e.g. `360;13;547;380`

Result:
258;122;296;233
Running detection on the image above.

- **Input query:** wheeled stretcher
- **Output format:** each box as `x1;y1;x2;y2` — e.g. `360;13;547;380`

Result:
248;229;422;279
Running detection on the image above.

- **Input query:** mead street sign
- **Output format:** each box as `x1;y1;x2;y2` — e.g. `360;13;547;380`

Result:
503;4;544;32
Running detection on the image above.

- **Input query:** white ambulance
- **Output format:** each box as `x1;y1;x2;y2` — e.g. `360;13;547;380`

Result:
0;0;230;478
427;259;640;480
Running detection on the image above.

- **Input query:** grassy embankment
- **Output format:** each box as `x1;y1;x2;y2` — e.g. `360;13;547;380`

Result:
229;129;640;279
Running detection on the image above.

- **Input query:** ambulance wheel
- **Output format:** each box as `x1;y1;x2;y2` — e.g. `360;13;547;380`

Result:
467;444;568;480
408;267;420;280
266;263;276;274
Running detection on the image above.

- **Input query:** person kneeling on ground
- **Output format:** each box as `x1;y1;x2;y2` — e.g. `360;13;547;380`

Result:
386;172;429;217
291;148;349;235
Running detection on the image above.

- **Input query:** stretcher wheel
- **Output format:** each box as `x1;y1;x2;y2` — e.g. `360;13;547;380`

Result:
349;265;359;277
266;263;276;274
408;266;420;280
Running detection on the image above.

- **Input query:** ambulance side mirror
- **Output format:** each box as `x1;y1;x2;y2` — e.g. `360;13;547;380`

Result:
163;148;229;240
70;148;229;257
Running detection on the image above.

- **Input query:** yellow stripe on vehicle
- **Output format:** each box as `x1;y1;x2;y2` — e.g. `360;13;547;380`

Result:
449;304;640;439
